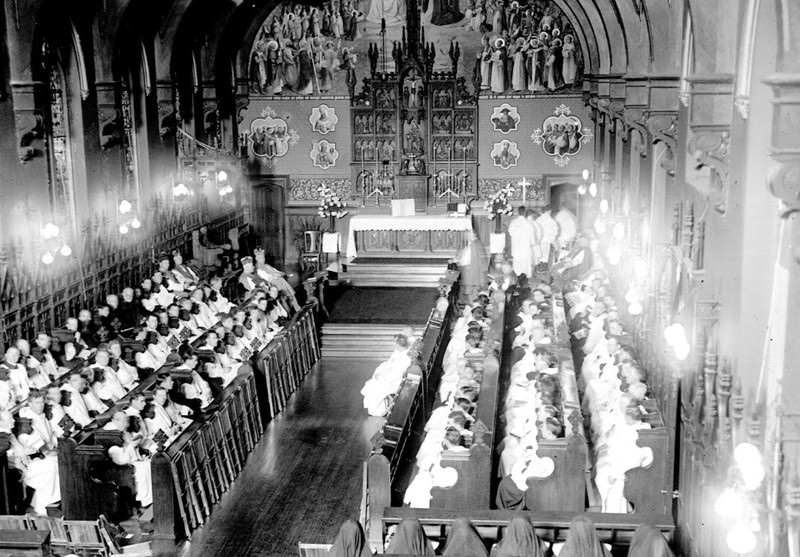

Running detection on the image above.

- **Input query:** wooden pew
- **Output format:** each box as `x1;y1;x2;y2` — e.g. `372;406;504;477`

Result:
624;407;671;514
378;507;675;549
522;293;588;512
429;289;506;509
151;370;262;556
364;273;461;542
251;305;321;423
560;286;672;515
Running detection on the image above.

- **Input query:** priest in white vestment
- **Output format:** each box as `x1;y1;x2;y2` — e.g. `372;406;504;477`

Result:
536;206;560;265
507;206;538;278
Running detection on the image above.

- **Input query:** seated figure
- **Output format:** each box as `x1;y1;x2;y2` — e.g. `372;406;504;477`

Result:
17;392;61;515
104;411;153;507
360;335;411;417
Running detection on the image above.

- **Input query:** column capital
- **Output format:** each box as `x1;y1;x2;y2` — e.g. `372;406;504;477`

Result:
764;74;800;215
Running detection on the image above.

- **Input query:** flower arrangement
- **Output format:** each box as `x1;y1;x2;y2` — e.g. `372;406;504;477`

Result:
317;183;348;230
483;184;515;220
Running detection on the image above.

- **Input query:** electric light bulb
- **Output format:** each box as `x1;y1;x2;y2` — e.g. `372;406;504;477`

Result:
219;188;227;197
119;200;132;214
594;219;607;235
715;488;745;519
628;302;643;315
131;218;141;229
664;323;686;347
600;199;609;214
742;463;766;490
674;340;691;361
59;244;72;257
41;252;54;265
582;169;590;181
726;525;757;554
173;183;188;197
577;184;587;195
589;182;597;197
625;290;639;304
734;443;762;470
119;224;129;235
42;223;59;239
606;246;621;266
634;260;648;281
217;170;228;182
613;222;625;241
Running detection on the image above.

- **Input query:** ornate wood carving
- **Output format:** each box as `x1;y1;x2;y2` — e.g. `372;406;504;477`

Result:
288;177;351;204
688;130;731;214
645;112;678;176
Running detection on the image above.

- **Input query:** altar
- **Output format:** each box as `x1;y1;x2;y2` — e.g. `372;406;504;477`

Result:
345;214;472;258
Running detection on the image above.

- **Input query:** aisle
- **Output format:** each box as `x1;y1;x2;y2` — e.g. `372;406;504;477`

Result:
181;358;384;557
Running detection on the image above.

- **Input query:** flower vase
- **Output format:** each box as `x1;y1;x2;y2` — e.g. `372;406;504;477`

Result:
329;215;336;232
494;215;502;233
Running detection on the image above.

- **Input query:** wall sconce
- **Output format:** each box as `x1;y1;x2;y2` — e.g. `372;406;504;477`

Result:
713;442;765;554
40;222;72;264
216;170;233;197
663;322;691;360
118;199;141;235
578;169;590;195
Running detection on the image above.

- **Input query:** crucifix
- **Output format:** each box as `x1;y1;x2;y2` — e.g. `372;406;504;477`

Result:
518;177;531;204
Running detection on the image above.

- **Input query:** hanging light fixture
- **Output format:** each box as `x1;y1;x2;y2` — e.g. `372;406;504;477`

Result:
118;199;141;235
40;222;71;264
589;182;598;197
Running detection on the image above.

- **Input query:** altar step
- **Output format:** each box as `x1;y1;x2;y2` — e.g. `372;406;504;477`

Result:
321;323;425;358
330;257;449;288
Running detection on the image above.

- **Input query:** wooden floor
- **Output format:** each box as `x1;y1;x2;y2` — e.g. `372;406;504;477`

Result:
180;357;384;557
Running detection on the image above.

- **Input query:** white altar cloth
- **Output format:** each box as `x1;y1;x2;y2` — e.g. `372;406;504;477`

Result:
346;215;473;258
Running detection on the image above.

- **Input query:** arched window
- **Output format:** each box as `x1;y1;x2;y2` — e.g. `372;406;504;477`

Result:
119;39;152;204
43;39;78;238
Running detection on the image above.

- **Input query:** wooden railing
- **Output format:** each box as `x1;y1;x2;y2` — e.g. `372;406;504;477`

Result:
0;207;247;346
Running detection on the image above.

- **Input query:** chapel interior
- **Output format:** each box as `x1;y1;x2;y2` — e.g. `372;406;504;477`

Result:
0;0;797;555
